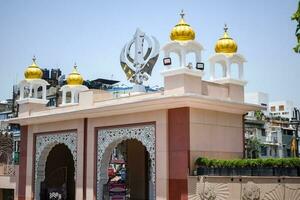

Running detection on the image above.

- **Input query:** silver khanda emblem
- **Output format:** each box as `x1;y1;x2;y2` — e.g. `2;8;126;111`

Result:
120;28;160;85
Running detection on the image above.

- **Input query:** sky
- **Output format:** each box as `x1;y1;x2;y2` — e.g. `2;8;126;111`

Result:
0;0;299;105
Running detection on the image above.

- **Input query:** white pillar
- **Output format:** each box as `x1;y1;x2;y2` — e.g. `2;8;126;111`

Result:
71;91;75;104
33;85;38;98
210;62;215;80
195;51;201;64
222;66;226;78
239;63;244;80
42;85;47;100
180;50;186;68
62;90;66;105
226;64;231;79
29;84;33;98
20;85;24;99
74;91;79;103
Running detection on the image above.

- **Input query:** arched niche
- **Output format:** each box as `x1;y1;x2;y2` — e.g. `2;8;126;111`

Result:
96;124;156;200
34;132;77;200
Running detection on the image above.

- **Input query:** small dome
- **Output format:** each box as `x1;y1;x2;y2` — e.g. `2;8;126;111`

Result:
66;64;84;85
24;56;43;79
170;10;195;41
215;25;238;53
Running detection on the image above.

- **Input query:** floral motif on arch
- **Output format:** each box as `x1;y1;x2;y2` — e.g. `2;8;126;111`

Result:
35;132;78;179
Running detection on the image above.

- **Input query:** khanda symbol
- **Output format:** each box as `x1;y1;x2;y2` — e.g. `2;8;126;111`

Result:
120;28;160;85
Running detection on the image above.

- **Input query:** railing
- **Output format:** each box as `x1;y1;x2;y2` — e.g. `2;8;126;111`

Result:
265;136;278;144
0;164;16;176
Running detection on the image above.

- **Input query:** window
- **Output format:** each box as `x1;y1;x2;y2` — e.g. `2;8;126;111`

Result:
279;105;285;111
261;129;266;137
261;146;267;156
274;147;278;157
270;106;276;112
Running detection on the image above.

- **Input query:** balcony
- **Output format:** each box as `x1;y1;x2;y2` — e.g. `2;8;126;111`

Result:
264;136;278;144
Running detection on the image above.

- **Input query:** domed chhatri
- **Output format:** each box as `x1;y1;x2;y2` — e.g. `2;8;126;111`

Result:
24;56;43;80
61;64;88;105
67;64;84;85
170;10;195;42
67;64;83;85
215;24;238;54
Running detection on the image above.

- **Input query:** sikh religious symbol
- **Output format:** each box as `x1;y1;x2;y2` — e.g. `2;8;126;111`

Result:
120;28;160;87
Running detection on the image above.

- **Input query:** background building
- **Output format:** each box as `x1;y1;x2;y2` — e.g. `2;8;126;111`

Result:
245;92;299;158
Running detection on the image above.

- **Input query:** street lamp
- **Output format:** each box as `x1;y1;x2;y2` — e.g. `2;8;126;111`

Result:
290;107;300;157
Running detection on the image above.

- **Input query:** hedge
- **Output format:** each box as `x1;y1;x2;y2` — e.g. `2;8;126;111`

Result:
195;157;300;168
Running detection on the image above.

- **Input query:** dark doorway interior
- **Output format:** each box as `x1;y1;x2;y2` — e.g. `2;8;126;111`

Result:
127;140;149;200
40;144;75;200
0;189;14;200
106;139;149;200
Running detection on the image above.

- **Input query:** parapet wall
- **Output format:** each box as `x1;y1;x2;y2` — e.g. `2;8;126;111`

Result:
188;176;300;200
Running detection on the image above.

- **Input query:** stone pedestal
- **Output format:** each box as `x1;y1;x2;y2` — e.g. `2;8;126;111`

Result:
17;98;48;117
161;68;203;95
213;78;247;102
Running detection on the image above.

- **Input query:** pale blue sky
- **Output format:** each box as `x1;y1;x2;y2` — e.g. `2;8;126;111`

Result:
0;0;299;105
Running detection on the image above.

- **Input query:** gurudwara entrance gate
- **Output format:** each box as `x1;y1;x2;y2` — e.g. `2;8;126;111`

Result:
10;11;297;200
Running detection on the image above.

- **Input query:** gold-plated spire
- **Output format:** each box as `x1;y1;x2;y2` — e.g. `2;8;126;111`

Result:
170;10;195;41
24;56;43;79
66;63;84;85
215;24;238;53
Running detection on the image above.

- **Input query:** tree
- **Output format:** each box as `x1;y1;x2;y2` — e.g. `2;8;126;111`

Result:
292;1;300;53
254;110;264;121
245;137;263;159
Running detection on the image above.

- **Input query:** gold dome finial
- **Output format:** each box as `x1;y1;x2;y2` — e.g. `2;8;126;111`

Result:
24;56;43;80
170;10;195;41
224;23;228;32
215;24;238;53
180;9;185;19
66;63;84;85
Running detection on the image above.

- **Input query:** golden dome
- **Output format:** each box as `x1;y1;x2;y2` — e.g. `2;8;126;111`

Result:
24;56;43;80
170;10;195;41
66;64;84;85
215;25;238;53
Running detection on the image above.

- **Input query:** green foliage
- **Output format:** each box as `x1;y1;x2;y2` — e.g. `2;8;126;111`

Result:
195;157;300;168
264;158;276;167
245;137;263;159
235;159;247;168
254;110;264;121
292;1;300;53
195;157;207;166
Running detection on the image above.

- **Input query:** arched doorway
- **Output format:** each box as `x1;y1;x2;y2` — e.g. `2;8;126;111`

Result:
104;139;150;199
39;144;75;200
34;132;77;200
97;124;155;200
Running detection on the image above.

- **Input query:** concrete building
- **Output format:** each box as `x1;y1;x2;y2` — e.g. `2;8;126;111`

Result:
245;92;299;158
269;100;295;119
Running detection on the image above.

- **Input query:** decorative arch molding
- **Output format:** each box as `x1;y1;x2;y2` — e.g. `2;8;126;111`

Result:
34;132;77;200
96;124;156;200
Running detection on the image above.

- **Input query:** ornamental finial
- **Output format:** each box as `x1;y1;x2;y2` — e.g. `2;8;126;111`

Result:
74;62;77;70
224;24;228;32
32;55;36;63
180;9;185;19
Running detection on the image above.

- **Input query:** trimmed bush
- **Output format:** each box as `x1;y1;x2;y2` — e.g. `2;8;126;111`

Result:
195;157;300;176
